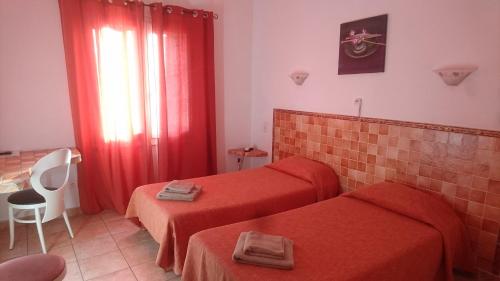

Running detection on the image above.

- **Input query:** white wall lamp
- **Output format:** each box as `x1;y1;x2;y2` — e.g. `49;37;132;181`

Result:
289;71;309;86
433;65;478;86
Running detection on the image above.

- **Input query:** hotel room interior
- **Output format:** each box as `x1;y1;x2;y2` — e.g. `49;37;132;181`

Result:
0;0;499;280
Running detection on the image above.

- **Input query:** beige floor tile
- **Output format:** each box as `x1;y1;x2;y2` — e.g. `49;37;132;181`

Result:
70;218;106;234
121;240;159;266
47;245;77;263
100;210;123;222
79;250;128;280
112;229;154;250
72;222;110;244
73;235;118;260
63;261;84;281
28;230;72;253
71;214;103;227
69;215;104;233
131;262;179;281
87;268;137;281
66;208;84;217
0;225;27;244
0;221;9;231
28;218;70;237
0;238;27;262
104;218;141;235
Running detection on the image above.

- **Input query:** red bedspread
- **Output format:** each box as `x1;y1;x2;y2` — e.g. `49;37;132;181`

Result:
182;183;472;281
345;183;474;281
125;157;338;274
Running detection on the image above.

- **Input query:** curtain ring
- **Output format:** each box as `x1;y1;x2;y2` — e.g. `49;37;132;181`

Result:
166;6;173;14
192;11;198;18
202;12;208;19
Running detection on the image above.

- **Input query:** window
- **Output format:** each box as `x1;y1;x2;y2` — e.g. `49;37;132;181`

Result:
91;19;190;142
92;27;144;142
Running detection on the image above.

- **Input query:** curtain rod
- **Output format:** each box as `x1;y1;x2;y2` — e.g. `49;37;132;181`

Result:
144;3;219;20
104;0;219;19
152;4;219;20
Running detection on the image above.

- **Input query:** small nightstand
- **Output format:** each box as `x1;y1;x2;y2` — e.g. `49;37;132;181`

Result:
228;148;268;170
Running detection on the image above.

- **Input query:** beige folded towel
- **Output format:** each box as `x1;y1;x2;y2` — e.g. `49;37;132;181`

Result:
164;180;195;194
233;232;294;270
243;231;285;259
157;186;202;201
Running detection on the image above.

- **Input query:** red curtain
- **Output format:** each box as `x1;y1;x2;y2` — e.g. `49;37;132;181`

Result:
150;5;217;181
59;0;217;214
59;0;153;214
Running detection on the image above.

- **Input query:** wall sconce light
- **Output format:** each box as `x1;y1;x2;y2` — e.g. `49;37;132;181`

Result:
433;66;478;86
290;71;309;86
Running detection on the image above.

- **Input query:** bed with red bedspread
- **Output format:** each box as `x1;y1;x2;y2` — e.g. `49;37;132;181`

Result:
182;182;473;281
125;156;339;274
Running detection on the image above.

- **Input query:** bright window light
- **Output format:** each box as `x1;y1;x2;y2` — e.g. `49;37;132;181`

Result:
92;27;144;142
146;32;160;139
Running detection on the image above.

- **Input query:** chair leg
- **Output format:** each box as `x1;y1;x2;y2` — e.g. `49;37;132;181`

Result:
34;207;47;254
62;210;74;239
8;206;15;250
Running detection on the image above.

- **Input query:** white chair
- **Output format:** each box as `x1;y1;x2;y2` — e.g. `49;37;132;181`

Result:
8;149;74;254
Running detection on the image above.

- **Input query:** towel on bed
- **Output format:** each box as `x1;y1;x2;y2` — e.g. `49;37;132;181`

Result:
233;232;294;270
164;180;195;194
157;186;202;201
243;231;285;259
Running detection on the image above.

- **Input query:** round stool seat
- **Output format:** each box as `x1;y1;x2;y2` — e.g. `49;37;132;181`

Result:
0;254;65;281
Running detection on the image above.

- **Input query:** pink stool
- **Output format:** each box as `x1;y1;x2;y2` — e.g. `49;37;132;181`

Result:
0;254;65;281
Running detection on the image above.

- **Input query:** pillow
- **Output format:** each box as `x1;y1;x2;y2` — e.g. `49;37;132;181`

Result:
266;156;339;200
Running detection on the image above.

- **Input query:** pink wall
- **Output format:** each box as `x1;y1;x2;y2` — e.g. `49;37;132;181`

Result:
250;0;500;161
220;0;254;171
0;0;79;220
0;0;75;151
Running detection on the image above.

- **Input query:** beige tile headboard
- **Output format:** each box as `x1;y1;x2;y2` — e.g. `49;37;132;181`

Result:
273;108;500;276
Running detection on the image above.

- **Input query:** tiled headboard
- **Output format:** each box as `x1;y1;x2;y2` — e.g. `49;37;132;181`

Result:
273;108;500;275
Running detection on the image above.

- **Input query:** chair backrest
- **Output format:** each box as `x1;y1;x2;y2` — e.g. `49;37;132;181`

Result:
29;149;72;223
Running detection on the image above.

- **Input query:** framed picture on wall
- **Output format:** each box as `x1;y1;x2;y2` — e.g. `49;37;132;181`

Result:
338;14;388;75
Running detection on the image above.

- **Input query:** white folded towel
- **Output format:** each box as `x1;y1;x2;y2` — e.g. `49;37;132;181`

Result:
164;180;195;194
157;186;202;202
232;232;294;270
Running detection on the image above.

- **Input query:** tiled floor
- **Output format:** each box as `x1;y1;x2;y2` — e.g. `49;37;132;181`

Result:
0;210;180;281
